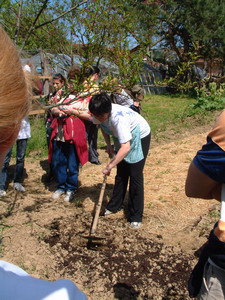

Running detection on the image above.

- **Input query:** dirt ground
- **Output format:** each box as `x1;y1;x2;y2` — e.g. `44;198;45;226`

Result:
0;120;221;300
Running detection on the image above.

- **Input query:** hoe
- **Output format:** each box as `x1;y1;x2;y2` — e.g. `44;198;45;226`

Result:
85;174;107;250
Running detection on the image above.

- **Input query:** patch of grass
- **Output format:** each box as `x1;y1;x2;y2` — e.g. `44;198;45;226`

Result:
147;202;155;209
172;186;180;192
208;207;220;220
73;197;83;207
185;157;193;163
142;94;195;133
142;94;217;140
158;195;167;202
27;116;48;157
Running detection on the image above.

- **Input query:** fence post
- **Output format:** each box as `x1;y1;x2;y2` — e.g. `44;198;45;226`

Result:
40;50;50;96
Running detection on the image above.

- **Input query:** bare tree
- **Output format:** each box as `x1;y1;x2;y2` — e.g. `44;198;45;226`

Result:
14;0;23;44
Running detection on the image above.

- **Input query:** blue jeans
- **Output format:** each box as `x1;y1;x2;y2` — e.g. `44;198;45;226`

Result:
51;140;79;192
0;139;28;190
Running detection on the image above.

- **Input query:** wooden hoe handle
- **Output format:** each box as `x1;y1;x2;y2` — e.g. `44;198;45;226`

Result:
91;175;107;234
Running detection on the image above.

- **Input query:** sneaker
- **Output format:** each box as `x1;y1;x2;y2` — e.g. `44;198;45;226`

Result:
64;191;75;202
13;182;26;192
52;190;64;199
130;222;142;229
104;209;113;216
0;189;6;197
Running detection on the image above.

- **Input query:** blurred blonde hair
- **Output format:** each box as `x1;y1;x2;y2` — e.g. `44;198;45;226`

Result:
0;27;30;151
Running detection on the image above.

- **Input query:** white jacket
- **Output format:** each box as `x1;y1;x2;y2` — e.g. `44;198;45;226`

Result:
0;260;87;300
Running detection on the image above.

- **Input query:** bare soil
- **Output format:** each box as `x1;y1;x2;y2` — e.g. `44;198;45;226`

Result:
0;120;220;300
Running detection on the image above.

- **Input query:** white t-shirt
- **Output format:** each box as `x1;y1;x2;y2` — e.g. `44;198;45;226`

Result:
0;260;87;300
23;64;31;73
93;104;150;144
17;117;31;140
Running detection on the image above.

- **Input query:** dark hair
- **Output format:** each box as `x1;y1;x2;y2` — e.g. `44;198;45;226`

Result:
67;66;84;85
85;66;100;78
53;73;66;83
130;85;144;100
67;65;100;85
89;93;112;116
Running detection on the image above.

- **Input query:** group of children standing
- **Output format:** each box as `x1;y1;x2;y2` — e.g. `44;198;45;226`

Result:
45;66;150;229
0;62;150;229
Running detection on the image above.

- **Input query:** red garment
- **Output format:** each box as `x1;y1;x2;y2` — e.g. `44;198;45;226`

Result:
48;116;88;166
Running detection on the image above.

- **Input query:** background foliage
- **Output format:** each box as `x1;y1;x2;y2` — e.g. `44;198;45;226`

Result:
0;0;224;88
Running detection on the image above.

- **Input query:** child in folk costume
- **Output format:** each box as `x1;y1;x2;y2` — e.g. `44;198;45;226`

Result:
49;69;89;202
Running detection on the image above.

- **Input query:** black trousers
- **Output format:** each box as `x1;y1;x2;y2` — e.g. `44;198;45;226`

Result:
107;133;151;222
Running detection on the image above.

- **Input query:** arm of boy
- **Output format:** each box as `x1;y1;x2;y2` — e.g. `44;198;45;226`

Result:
214;220;225;242
101;129;114;156
103;142;130;176
215;184;225;242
